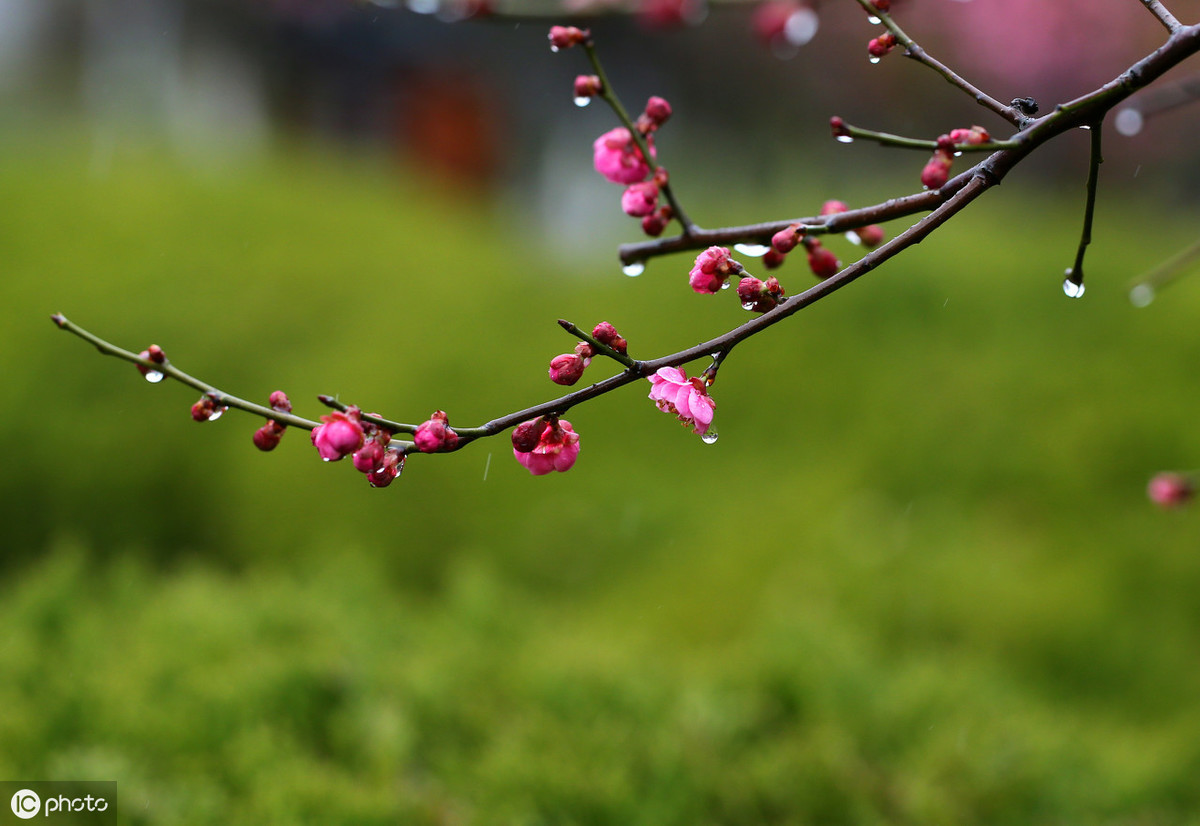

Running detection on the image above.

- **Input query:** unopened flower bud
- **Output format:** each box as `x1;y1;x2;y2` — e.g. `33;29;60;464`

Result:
689;246;744;294
367;450;404;488
191;396;216;422
1148;472;1194;508
413;410;459;453
574;74;602;99
311;408;365;462
641;206;672;237
771;224;803;253
593;127;655;185
870;0;890;11
737;275;785;313
136;345;167;379
643;96;672;127
820;200;848;216
268;390;292;413
511;418;544;453
353;438;386;473
855;224;886;249
921;149;954;190
549;353;588;386
621;181;659;217
592;321;628;354
830;116;849;140
805;240;840;279
867;32;897;59
948;125;990;146
762;248;787;269
548;25;588;51
253;421;285;451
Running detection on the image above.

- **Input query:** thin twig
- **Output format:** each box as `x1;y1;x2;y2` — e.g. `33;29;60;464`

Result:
1138;0;1184;33
557;319;637;367
850;0;1022;125
1067;122;1104;291
835;120;1018;152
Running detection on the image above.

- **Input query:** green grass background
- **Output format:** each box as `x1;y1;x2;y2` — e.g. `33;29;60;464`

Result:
3;119;1200;825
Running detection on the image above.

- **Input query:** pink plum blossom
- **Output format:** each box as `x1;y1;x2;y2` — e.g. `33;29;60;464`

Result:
549;352;589;385
311;409;365;462
512;418;581;475
593;127;655;185
647;367;715;435
1148;472;1194;509
367;450;404;488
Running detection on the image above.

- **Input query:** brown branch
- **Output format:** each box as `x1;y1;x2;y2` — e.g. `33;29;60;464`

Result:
1138;0;1184;34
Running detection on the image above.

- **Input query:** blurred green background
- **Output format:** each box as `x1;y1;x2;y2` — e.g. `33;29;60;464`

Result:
4;3;1200;824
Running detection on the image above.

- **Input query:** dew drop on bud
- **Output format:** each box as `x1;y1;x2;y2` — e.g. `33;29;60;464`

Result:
867;15;881;24
622;261;645;277
207;407;227;422
868;55;881;64
573;96;591;108
701;430;719;445
144;370;164;383
1115;108;1144;137
741;301;755;311
720;280;731;290
1062;271;1086;299
835;135;854;144
734;243;770;256
953;151;963;158
1129;283;1155;307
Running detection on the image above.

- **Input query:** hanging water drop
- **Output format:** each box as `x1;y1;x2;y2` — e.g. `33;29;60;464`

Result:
573;96;591;108
867;14;881;24
143;370;164;383
700;430;719;445
720;280;731;290
741;301;755;311
1129;283;1155;307
549;44;559;53
868;55;881;64
1062;273;1086;299
835;134;854;144
844;231;862;246
622;261;645;277
207;406;228;422
734;243;770;256
953;151;963;158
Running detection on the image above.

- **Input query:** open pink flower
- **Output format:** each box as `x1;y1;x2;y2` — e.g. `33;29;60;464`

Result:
311;409;365;462
512;418;581;475
621;181;659;217
593;127;655;185
648;367;715;435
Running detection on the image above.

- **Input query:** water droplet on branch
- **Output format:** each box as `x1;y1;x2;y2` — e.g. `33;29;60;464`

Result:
734;243;770;256
835;135;854;144
622;261;645;277
1062;271;1086;299
867;15;881;24
144;370;164;383
207;407;227;422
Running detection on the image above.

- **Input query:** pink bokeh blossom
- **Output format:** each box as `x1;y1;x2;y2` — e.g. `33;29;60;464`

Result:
648;367;715;435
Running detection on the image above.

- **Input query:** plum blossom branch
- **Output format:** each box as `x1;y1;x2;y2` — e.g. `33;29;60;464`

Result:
850;0;1022;126
578;39;696;234
830;118;1018;153
557;319;637;367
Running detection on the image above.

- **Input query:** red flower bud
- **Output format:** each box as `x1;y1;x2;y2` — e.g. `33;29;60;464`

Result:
592;321;628;354
867;32;897;59
548;25;588;51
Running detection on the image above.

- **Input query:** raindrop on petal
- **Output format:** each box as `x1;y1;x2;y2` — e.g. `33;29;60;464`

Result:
623;261;645;277
207;407;227;422
734;243;771;256
1129;283;1155;307
573;96;591;108
868;55;881;64
701;430;719;445
741;301;755;311
720;280;731;290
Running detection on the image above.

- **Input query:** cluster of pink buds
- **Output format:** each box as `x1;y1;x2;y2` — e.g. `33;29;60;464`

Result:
511;416;580;475
689;246;744;294
737;276;785;313
252;391;292;451
413;410;460;453
819;199;885;249
1148;472;1194;509
803;236;840;279
867;31;897;61
921;126;989;190
589;103;673;234
311;406;404;487
548;25;589;52
648;366;716;436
